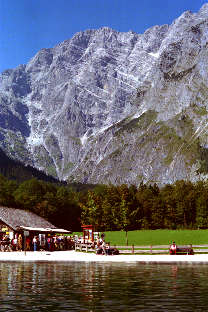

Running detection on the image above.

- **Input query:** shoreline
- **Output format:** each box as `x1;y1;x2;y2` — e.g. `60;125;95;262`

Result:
0;250;208;263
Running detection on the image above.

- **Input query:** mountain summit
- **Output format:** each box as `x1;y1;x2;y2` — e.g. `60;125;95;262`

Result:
1;5;208;185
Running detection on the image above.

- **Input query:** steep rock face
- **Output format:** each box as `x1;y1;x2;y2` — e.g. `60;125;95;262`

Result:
1;4;208;185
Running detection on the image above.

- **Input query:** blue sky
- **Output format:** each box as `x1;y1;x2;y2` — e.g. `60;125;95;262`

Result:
0;0;206;73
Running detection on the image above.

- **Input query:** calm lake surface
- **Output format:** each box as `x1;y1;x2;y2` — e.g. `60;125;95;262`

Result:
0;261;208;311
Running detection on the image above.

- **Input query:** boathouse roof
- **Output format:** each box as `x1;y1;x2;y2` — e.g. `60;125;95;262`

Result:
0;206;57;231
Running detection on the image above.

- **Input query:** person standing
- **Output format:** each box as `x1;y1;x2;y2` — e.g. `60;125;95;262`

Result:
12;235;18;251
26;237;31;251
33;236;38;252
18;234;23;251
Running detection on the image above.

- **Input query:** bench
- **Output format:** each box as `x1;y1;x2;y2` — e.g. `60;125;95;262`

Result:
96;247;120;255
169;246;194;255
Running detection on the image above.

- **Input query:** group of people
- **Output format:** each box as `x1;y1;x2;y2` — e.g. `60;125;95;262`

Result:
0;234;75;252
0;234;23;252
27;235;75;251
75;232;118;255
96;233;110;255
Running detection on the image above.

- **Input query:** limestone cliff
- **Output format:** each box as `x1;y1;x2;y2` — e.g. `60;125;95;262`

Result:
1;4;208;185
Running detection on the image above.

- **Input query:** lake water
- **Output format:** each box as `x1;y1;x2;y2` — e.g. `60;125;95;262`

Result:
0;261;208;311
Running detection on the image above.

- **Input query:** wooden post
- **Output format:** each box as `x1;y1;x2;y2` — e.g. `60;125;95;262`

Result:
24;234;26;256
132;244;134;254
23;230;29;256
125;231;128;246
189;244;192;255
80;244;82;252
86;244;88;253
150;245;152;254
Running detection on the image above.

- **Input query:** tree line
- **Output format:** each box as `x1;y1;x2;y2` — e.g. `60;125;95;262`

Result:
80;180;208;231
1;172;208;231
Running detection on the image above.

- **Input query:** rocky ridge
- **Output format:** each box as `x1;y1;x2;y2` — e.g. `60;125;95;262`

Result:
1;4;208;185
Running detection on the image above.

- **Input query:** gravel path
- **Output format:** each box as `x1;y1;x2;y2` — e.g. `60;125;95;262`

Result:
0;250;208;263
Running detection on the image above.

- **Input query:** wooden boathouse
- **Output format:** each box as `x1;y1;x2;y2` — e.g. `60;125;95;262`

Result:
0;206;71;240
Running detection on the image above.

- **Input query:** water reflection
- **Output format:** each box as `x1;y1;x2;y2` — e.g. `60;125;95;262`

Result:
0;262;208;311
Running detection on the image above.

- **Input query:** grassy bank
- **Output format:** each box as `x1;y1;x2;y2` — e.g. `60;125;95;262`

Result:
104;230;208;246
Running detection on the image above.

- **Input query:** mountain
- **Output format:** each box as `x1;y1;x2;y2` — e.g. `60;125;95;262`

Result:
1;4;208;185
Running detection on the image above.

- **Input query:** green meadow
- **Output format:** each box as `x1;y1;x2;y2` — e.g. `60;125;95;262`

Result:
104;230;208;246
